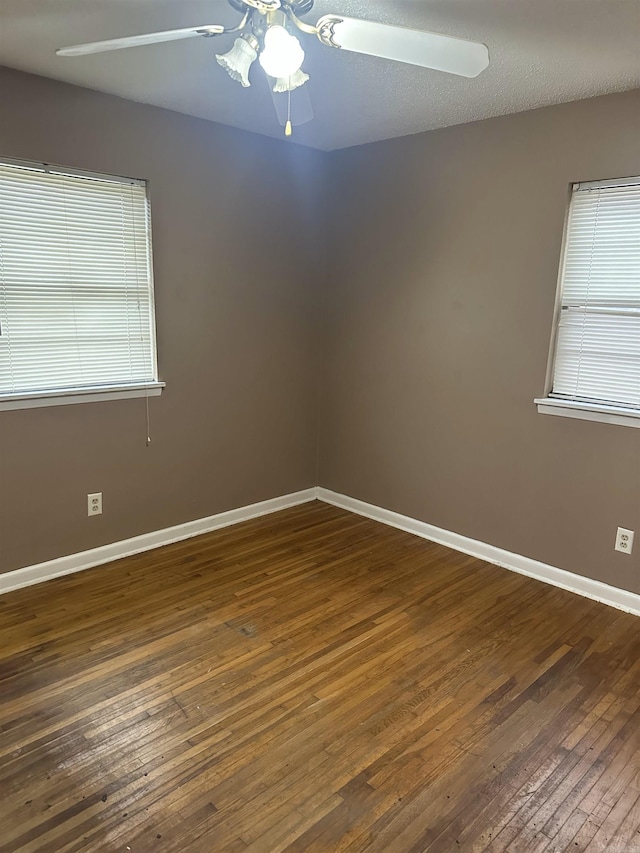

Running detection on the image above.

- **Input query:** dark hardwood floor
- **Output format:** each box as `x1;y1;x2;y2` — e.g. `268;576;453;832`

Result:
1;501;639;852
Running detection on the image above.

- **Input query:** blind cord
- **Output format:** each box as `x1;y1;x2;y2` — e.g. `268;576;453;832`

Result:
129;181;153;447
145;390;151;447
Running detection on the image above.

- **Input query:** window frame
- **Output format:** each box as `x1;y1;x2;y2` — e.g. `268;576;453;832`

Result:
535;176;640;429
0;157;164;412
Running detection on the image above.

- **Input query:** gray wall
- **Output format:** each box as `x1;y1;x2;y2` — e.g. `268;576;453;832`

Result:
0;67;323;573
1;68;638;596
319;89;640;594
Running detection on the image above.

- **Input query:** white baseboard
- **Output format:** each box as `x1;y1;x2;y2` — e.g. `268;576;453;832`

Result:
317;488;640;618
4;485;638;618
0;488;318;596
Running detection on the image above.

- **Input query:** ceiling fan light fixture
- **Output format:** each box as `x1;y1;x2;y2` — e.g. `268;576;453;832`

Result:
216;34;259;87
259;25;305;79
56;2;491;142
272;68;309;93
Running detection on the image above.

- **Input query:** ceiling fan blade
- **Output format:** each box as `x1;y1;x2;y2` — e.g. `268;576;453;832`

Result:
316;16;489;78
56;25;225;57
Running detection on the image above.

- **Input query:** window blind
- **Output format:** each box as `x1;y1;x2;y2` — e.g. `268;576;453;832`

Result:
551;178;640;410
0;159;158;398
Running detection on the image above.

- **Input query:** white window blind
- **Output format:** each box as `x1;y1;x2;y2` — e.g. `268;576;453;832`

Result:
0;159;159;400
550;177;640;411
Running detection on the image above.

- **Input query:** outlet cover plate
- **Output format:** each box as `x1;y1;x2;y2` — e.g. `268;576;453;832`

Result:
88;492;103;516
615;527;634;554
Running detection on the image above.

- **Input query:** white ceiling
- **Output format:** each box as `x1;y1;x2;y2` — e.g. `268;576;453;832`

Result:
0;0;639;150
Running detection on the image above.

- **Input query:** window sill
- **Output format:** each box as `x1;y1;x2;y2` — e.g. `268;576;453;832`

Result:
535;398;640;429
0;382;165;412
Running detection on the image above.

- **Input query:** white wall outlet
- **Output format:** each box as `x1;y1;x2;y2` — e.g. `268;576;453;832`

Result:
88;492;103;517
615;527;634;554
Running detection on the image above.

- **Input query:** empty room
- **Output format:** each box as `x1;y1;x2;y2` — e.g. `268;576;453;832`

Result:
0;0;639;850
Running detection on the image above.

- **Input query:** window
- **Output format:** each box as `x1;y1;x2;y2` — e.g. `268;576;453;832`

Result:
0;158;163;411
536;177;640;428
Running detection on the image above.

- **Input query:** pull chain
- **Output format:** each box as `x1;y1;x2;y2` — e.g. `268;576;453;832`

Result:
285;85;292;138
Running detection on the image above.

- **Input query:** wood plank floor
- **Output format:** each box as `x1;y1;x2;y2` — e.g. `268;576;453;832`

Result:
1;501;639;853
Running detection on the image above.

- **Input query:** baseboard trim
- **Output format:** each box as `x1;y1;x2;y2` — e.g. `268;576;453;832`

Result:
4;486;638;617
317;488;640;618
0;488;318;596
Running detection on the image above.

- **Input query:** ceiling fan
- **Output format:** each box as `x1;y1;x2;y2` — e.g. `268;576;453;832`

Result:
57;0;490;137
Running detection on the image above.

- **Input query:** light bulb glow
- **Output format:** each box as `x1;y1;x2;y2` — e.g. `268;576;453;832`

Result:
259;26;304;79
216;36;258;88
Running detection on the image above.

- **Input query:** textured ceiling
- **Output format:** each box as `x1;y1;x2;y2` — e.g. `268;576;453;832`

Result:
0;0;639;150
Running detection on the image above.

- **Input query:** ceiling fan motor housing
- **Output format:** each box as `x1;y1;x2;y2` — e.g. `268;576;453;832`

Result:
227;0;314;15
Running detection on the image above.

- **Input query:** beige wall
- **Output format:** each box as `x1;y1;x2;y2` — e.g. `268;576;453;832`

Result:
0;67;324;573
319;89;640;594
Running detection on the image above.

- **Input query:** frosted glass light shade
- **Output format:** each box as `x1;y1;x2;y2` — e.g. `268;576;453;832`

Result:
259;26;304;79
216;36;258;87
272;69;309;93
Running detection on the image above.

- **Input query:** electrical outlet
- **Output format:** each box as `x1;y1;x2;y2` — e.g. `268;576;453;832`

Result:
88;492;102;517
615;527;634;555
